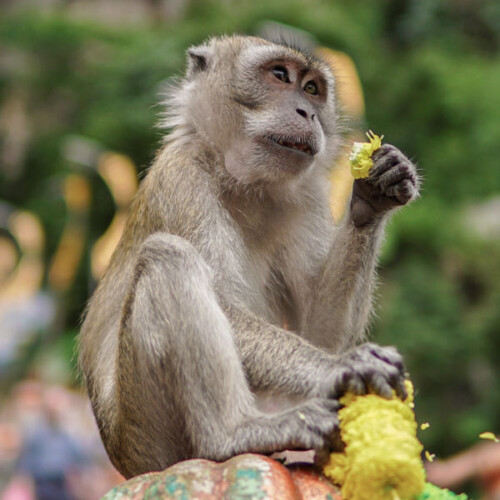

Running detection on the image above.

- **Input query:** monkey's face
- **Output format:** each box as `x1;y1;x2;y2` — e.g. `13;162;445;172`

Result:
185;37;339;186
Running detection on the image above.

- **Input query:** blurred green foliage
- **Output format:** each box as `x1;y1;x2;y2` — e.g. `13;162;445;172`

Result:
0;0;499;463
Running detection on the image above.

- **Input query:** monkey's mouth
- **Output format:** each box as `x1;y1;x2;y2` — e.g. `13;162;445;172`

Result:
265;135;317;157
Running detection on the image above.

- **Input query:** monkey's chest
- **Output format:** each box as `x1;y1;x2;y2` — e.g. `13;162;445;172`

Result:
238;238;297;327
225;202;299;321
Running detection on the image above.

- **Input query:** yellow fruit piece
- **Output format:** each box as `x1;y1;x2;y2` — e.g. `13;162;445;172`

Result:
324;380;426;500
421;423;430;430
479;432;499;442
349;130;383;179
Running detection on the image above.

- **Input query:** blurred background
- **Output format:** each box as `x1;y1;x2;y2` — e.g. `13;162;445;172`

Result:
0;0;499;498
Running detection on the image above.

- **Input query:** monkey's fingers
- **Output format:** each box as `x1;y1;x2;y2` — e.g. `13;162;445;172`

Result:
364;362;408;401
368;343;406;376
367;372;394;399
365;359;407;400
367;370;408;401
361;144;419;201
329;367;367;399
373;163;414;191
386;178;418;205
335;343;409;401
392;376;409;400
369;144;402;179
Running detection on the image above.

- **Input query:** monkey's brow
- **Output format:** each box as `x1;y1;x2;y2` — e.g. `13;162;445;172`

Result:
231;95;260;110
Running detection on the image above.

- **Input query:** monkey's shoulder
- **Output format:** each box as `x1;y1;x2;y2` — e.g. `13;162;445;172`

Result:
146;142;220;197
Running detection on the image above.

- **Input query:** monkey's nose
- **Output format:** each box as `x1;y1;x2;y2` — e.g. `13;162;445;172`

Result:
296;108;308;119
296;108;315;121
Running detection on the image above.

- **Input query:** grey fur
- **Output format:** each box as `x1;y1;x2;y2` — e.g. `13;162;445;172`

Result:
79;35;419;478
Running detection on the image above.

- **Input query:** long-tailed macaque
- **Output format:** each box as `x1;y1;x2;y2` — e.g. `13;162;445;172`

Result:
79;35;420;479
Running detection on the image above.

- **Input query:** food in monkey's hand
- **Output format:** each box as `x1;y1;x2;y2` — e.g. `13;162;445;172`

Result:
323;380;469;500
349;131;383;179
324;380;425;500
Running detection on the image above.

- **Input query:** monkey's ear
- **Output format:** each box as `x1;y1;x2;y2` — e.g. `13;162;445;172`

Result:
187;45;212;75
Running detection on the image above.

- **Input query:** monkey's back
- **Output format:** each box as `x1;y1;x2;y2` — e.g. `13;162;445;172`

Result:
79;139;245;433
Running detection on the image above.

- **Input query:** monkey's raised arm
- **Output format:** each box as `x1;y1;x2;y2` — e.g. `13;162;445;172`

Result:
302;144;420;351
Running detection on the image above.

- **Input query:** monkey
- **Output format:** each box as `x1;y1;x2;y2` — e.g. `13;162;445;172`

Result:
78;35;420;479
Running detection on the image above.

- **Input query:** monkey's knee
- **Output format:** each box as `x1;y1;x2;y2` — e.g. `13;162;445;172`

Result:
115;234;226;467
124;232;219;351
135;232;213;286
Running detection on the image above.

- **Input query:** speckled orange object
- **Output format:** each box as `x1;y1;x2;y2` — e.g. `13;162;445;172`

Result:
103;454;342;500
290;466;343;499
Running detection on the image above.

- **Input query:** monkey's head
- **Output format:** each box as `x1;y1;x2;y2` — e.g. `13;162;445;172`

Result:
163;36;340;186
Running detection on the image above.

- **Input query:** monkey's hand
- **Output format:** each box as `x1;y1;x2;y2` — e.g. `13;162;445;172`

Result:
326;343;408;400
350;144;419;227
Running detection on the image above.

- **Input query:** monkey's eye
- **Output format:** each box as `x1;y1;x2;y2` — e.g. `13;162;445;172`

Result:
271;66;290;83
304;81;318;95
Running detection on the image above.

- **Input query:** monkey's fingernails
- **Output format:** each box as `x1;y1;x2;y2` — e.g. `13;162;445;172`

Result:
324;399;341;412
378;386;393;399
370;374;393;399
340;369;366;395
395;381;408;400
371;143;395;161
373;348;406;375
330;368;353;397
347;377;366;396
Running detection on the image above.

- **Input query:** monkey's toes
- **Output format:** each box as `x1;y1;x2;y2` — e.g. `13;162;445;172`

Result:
292;398;340;449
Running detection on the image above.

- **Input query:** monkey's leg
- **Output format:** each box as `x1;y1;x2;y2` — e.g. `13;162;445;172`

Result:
114;233;338;478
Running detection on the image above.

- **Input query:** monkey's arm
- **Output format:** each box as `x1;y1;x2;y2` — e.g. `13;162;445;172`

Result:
302;144;420;351
302;219;384;351
223;301;406;400
217;145;416;401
